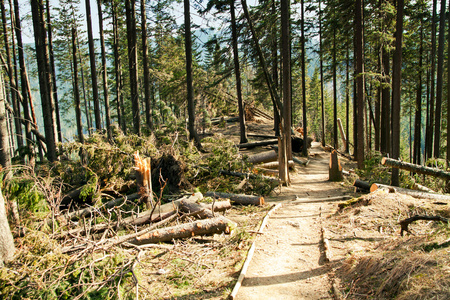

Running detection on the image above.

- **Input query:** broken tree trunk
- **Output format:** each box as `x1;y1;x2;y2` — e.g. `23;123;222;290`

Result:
329;150;343;181
134;151;154;209
205;191;264;206
129;216;236;245
370;183;450;202
399;215;448;236
247;134;278;139
381;157;450;181
337;118;346;150
238;139;279;149
246;150;277;164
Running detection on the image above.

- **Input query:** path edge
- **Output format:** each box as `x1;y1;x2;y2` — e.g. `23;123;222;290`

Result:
229;203;282;299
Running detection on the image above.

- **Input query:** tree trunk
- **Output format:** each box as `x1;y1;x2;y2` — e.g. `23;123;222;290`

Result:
230;0;247;144
413;23;423;165
319;0;325;147
97;0;112;140
447;0;450;166
247;150;278;164
354;0;364;169
241;0;282;121
381;157;450;181
238;139;278;149
129;216;236;245
370;183;450;202
205;191;264;206
71;26;84;144
345;44;350;153
46;0;61;143
1;0;21;151
126;0;140;135
141;0;152;131
332;28;338;150
271;0;280;136
85;0;101;131
184;0;201;148
380;46;390;155
280;0;291;185
30;0;57;162
0;71;10;168
0;187;14;266
433;0;446;158
391;0;404;186
425;0;437;161
329;150;343;182
111;2;125;134
300;0;307;157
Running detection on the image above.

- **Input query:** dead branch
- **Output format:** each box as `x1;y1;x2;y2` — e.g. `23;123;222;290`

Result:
399;215;449;236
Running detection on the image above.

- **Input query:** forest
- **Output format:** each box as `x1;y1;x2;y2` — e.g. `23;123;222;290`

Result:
0;0;449;298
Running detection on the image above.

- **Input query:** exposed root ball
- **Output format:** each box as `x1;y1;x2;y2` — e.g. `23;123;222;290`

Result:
151;154;193;193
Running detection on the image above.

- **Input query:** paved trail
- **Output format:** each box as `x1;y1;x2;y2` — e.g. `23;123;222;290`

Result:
235;145;350;300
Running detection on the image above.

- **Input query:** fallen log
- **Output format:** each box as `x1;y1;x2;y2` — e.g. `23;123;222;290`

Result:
257;160;294;169
205;191;264;206
399;215;448;236
413;183;436;193
353;179;371;192
238;139;278;149
370;183;450;202
247;134;278;139
293;157;310;166
381;157;450;181
219;169;280;183
246;150;277;164
178;199;231;219
129;216;237;245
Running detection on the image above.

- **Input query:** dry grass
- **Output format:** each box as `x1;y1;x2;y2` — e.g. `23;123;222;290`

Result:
329;191;450;299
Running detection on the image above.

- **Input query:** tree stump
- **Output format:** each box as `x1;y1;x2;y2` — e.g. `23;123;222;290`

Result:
329;150;343;182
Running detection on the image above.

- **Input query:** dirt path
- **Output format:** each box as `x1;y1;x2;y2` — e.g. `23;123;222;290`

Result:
234;143;351;300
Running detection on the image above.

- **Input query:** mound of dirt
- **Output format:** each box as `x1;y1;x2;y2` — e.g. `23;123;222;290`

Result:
327;191;450;299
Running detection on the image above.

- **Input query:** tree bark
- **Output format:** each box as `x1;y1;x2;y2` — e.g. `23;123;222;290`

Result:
126;0;140;135
230;0;247;144
413;22;423;165
205;191;264;206
300;0;307;157
71;23;84;144
319;0;325;147
247;150;278;164
141;0;152;131
1;0;21;150
184;0;201;148
238;139;278;149
390;0;404;186
381;157;450;181
354;0;364;169
112;2;124;133
13;0;33;157
85;0;101;131
97;0;112;140
433;0;446;158
0;187;14;266
329;150;343;182
370;183;450;202
425;0;437;161
45;0;62;143
129;216;236;245
0;70;10;168
30;0;57;162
